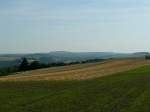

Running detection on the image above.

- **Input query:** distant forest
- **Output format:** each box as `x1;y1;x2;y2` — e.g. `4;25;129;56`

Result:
0;58;105;76
1;53;150;77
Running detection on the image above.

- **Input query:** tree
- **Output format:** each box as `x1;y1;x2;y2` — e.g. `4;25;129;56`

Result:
19;58;29;71
30;61;40;69
145;55;150;60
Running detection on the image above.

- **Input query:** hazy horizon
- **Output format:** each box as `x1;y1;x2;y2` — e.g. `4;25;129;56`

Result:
1;0;150;53
0;50;150;55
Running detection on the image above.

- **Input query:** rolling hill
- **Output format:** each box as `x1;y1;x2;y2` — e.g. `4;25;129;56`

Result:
0;51;149;68
1;59;150;81
1;59;150;112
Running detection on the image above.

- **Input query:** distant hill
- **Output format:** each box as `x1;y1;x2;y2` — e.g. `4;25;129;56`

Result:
0;51;149;68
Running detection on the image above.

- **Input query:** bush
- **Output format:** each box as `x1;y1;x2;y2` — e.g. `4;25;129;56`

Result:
19;58;29;71
145;55;150;60
0;66;18;76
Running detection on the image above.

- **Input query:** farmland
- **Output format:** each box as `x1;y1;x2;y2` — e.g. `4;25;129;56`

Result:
1;59;150;112
0;59;150;81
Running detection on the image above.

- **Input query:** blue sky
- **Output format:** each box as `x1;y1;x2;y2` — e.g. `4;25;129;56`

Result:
0;0;150;53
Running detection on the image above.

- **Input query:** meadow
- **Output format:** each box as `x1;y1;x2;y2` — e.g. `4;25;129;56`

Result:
1;60;150;112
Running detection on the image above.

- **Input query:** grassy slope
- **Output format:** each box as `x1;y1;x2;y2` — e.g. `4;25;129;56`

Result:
1;65;150;112
1;59;150;81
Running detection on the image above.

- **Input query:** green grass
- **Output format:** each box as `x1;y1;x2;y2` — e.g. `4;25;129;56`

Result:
1;65;150;112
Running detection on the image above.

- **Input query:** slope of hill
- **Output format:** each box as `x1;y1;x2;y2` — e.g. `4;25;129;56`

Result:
1;60;150;112
0;51;149;68
1;59;150;81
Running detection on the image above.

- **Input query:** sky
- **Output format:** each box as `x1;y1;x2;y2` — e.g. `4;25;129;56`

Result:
0;0;150;53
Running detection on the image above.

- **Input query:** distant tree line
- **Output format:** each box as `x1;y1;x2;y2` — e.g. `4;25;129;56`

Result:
145;55;150;60
1;54;150;76
19;58;54;71
0;57;105;76
0;66;18;76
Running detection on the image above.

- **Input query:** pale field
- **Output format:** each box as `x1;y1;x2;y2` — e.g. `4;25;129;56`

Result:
1;59;150;81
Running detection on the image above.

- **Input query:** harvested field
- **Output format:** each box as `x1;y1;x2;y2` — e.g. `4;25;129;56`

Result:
1;59;150;81
1;64;150;112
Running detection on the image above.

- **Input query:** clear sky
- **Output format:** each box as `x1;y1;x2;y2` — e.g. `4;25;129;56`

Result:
0;0;150;53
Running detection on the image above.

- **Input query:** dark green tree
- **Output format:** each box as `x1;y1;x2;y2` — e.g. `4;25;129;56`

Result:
145;55;150;60
19;58;29;71
30;61;40;69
